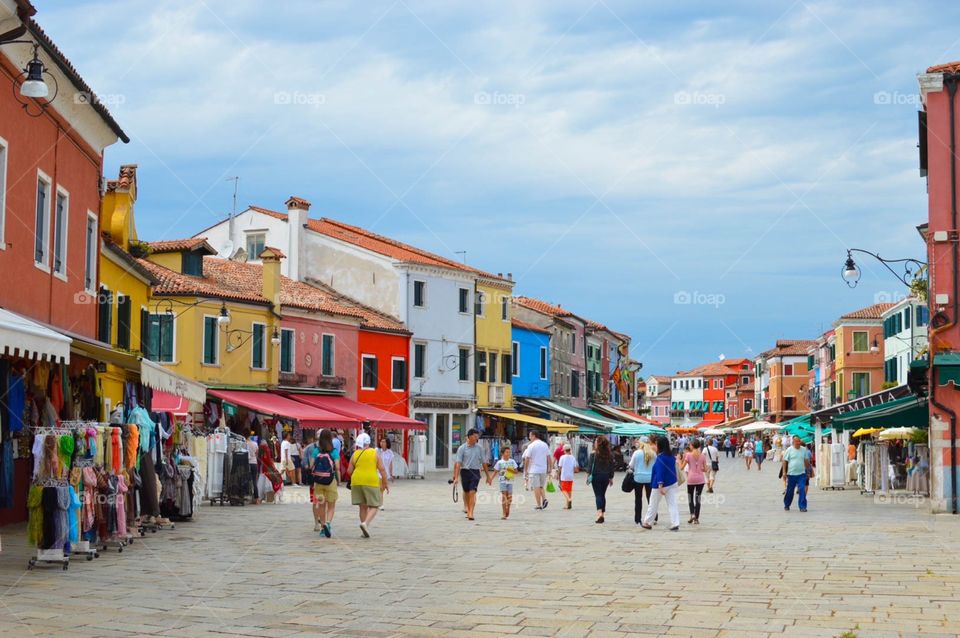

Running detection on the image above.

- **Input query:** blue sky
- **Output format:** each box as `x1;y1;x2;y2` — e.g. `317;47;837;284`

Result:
39;0;959;374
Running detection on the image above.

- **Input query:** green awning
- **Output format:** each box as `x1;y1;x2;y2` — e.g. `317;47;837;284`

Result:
610;422;667;437
832;396;928;432
575;423;609;435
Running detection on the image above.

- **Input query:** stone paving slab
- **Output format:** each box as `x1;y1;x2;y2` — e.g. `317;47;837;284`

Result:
0;460;957;637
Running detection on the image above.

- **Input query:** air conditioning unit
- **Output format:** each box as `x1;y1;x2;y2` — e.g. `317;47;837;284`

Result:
488;384;505;405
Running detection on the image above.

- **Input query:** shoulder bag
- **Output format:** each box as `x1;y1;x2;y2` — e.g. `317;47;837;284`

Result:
586;455;596;485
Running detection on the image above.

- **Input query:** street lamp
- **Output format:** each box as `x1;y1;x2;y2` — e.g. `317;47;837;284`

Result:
270;327;281;346
841;249;927;289
217;303;231;326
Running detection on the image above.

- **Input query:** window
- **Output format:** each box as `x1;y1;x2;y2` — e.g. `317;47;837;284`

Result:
511;341;519;376
84;213;97;292
245;233;266;260
182;251;204;276
489;353;497;384
145;314;174;363
414;342;426;378
391;358;407;391
744;399;753;412
539;346;547;379
280;328;295;373
321;334;335;376
784;396;796;410
501;296;508;321
0;138;6;248
53;188;68;276
852;372;870;398
476;350;487;382
852;331;869;353
251;323;266;369
571;336;576;354
829;343;836;361
458;288;469;313
361;355;378;390
884;357;898;384
203;316;219;365
34;172;51;268
474;290;485;316
116;294;131;350
829;381;837;404
784;364;793;376
904;308;911;329
741;375;749;385
917;305;929;327
571;371;580;398
413;280;426;307
502;353;511;382
807;354;815;370
97;286;112;343
458;347;470;381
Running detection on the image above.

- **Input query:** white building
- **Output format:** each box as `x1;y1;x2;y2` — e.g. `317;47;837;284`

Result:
881;297;929;387
671;373;703;425
197;198;508;470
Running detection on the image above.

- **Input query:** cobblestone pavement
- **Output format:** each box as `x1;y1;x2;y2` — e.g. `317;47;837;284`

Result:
0;458;958;638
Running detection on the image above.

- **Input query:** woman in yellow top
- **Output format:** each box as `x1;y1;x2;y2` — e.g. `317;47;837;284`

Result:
348;436;389;538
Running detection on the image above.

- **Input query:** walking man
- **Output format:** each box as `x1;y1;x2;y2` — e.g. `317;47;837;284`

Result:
783;435;811;512
451;428;489;521
522;430;552;510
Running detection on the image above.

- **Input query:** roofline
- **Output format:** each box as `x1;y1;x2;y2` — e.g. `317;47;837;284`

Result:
26;19;128;143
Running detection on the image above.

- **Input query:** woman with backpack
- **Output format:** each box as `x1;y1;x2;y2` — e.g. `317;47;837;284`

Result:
311;429;339;538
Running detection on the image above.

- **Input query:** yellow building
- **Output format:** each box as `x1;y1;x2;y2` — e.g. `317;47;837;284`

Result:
87;165;205;416
475;275;515;409
139;242;283;389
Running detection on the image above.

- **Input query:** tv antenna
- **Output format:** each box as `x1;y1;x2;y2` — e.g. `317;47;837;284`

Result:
455;250;467;263
226;176;240;218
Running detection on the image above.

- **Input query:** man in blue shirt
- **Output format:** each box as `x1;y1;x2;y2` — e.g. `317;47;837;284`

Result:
782;435;812;512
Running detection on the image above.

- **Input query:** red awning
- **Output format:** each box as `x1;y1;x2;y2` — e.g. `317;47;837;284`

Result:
285;394;426;431
209;390;361;429
151;390;191;415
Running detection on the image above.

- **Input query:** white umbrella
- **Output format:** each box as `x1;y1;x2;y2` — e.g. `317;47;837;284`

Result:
737;420;782;433
878;427;919;441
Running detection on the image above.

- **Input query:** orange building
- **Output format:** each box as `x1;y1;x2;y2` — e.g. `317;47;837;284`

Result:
757;340;817;422
684;358;753;425
832;303;894;402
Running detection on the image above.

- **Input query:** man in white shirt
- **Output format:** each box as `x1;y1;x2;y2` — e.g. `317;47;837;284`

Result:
703;439;720;493
280;432;295;485
522;430;552;510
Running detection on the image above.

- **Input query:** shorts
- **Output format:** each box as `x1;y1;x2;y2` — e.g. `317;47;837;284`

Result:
499;482;513;494
706;468;717;479
461;469;481;493
281;459;296;471
292;455;302;470
528;472;547;489
755;454;764;464
312;481;338;504
560;480;573;494
351;484;382;507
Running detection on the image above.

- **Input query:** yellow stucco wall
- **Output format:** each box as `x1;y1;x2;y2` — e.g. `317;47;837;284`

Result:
475;280;514;408
155;296;279;388
148;252;181;273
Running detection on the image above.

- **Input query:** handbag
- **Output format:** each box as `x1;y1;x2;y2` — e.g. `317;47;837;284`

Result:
707;447;720;472
586;455;596;485
621;472;636;493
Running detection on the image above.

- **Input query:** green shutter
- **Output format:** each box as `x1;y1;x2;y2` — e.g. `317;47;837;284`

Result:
203;317;217;364
252;324;264;368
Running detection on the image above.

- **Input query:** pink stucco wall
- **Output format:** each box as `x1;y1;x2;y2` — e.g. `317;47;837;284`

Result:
280;315;360;399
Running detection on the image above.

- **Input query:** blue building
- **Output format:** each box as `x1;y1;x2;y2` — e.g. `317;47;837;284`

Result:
511;319;551;398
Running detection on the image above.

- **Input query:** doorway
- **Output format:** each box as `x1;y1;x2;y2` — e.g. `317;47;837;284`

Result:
435;414;449;469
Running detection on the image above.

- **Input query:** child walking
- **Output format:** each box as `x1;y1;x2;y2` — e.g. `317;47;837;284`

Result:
490;447;519;519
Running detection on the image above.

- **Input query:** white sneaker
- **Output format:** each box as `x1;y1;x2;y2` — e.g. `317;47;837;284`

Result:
313;521;320;532
360;522;370;538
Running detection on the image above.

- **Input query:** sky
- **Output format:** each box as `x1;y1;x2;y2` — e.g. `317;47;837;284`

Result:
35;0;960;375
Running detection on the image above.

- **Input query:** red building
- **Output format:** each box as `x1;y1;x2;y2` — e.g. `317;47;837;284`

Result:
919;62;960;513
685;358;753;425
0;3;127;337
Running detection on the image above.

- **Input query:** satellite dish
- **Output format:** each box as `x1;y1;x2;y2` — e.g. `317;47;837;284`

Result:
221;239;235;258
718;354;726;361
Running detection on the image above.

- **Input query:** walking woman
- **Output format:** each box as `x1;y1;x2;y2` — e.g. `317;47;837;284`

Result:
641;435;681;531
347;437;389;538
312;429;339;538
377;437;395;507
628;436;657;525
257;441;283;504
681;439;708;524
743;438;754;470
587;437;615;524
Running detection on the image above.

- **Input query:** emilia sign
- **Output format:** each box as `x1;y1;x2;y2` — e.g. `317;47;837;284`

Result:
811;384;913;425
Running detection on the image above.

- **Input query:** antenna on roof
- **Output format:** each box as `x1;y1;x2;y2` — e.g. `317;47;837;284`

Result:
455;250;467;263
226;176;240;218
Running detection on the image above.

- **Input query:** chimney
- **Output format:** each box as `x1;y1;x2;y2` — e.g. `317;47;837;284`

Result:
285;196;311;281
260;246;286;308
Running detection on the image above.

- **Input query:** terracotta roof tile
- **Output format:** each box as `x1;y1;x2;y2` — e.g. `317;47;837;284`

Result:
101;236;157;283
514;296;574;318
760;339;818;358
145;237;217;254
839;302;896;320
285;196;311;210
511;318;551;334
927;61;960;73
138;258;269;305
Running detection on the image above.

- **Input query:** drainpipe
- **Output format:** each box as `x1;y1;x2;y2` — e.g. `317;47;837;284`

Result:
929;74;960;514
